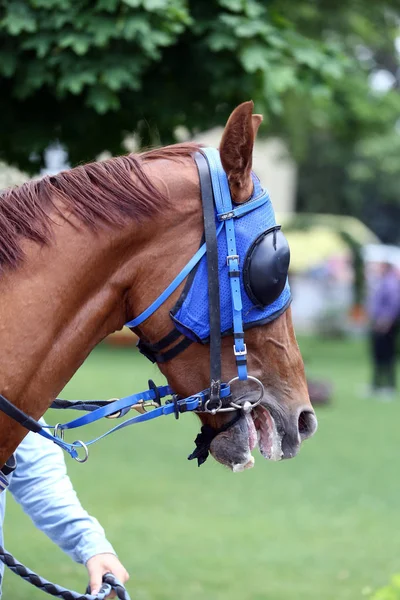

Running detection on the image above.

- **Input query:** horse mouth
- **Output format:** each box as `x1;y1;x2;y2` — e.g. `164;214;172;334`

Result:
251;405;283;461
209;404;283;471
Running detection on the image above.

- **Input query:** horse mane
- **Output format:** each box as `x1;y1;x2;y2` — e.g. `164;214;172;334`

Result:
0;142;201;270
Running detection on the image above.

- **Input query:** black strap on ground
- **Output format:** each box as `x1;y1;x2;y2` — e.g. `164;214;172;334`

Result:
0;546;130;600
194;151;221;410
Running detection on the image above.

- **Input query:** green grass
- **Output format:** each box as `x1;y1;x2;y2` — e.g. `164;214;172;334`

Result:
3;336;400;600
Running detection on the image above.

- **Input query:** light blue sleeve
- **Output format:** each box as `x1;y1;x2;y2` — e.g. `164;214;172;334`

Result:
8;423;116;565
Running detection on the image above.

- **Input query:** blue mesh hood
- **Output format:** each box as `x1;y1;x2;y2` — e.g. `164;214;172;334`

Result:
170;149;291;343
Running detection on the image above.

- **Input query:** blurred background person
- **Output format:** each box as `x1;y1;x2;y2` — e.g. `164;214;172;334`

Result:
366;262;400;398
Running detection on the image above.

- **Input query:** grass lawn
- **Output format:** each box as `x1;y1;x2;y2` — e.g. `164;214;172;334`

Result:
3;335;400;600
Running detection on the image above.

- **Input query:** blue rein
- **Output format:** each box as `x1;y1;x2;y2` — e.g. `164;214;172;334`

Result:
10;382;230;463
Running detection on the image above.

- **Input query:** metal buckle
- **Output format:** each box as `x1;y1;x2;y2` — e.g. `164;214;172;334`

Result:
219;211;235;221
131;399;160;414
233;343;247;356
226;254;239;266
106;398;160;419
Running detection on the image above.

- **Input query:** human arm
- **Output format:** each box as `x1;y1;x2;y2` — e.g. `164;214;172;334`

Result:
9;425;129;594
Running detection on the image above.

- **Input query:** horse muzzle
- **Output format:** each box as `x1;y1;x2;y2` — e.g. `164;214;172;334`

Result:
208;392;318;471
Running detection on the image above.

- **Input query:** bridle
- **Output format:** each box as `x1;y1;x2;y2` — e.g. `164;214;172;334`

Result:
129;150;267;414
0;147;291;475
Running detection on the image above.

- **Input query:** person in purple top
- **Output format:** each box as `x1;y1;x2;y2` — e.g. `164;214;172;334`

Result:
367;262;400;396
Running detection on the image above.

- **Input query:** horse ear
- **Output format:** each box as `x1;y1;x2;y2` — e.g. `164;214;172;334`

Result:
219;101;263;203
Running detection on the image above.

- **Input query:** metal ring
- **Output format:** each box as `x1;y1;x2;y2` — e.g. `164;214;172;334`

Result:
53;423;64;441
72;440;89;463
204;397;222;414
227;375;264;411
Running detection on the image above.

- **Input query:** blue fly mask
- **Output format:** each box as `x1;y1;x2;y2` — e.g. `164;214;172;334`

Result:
171;152;291;344
127;147;291;371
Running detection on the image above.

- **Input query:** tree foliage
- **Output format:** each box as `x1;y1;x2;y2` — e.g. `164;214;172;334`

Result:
291;3;400;241
1;0;399;240
0;0;368;169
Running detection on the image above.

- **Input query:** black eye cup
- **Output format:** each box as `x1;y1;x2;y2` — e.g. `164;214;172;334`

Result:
243;226;290;308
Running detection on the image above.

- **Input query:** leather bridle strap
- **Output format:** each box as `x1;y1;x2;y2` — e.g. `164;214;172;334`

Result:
0;394;42;434
194;151;222;410
136;330;193;364
0;393;82;462
0;394;37;483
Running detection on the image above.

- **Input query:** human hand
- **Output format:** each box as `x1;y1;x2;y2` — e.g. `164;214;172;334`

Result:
86;553;129;598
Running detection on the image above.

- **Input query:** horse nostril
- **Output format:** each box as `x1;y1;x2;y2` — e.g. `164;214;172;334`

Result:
297;409;318;440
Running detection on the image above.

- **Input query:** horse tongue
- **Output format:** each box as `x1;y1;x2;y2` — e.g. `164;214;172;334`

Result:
210;414;256;471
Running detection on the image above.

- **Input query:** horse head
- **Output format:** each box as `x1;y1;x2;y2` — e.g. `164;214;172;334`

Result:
0;101;316;471
130;101;317;471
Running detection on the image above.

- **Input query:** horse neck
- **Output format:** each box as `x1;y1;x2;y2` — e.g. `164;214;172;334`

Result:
0;222;134;463
0;156;202;465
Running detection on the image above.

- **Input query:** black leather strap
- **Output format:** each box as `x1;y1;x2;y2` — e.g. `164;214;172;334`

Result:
134;328;182;353
194;152;221;410
1;454;17;477
154;337;193;363
51;399;111;411
0;394;42;433
137;329;193;364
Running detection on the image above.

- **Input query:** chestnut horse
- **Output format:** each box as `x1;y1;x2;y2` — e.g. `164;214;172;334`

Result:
0;101;317;473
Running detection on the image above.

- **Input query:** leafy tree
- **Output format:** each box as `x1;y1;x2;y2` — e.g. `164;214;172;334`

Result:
0;0;364;171
1;1;399;242
292;3;400;241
